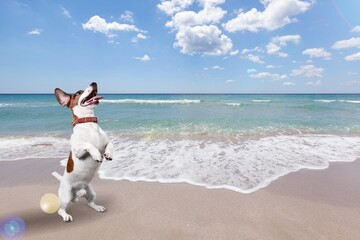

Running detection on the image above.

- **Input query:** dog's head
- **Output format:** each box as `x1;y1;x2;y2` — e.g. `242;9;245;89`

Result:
54;82;103;118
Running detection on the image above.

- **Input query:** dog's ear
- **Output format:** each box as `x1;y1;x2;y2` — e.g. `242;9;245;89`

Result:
55;88;70;107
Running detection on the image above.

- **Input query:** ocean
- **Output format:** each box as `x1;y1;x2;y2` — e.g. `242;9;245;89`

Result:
1;94;360;193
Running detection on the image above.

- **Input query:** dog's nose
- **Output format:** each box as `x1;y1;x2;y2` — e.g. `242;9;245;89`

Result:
90;82;97;87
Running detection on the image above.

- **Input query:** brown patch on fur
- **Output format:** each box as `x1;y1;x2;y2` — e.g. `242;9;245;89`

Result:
67;92;82;123
67;94;81;109
71;111;79;125
54;88;83;113
61;91;82;123
66;151;74;173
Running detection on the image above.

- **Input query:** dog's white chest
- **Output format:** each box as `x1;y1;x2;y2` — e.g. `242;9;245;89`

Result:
72;124;108;153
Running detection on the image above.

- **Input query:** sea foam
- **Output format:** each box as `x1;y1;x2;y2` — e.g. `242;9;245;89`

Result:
0;136;69;161
314;100;337;103
226;103;241;106
252;100;271;103
98;134;360;194
2;134;360;194
315;100;360;104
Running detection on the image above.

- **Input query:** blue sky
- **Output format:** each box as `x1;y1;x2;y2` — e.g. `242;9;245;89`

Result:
0;0;359;93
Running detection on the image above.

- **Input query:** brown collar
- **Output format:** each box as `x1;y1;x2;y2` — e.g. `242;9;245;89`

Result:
72;117;98;126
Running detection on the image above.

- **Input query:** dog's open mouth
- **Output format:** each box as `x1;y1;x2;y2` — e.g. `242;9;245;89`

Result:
81;89;103;106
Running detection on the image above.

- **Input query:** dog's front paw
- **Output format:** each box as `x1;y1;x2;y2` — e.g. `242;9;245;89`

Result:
104;142;114;161
62;214;73;222
104;151;113;161
58;209;73;222
90;149;103;163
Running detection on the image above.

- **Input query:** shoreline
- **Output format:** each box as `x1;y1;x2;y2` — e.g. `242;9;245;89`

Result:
1;158;360;239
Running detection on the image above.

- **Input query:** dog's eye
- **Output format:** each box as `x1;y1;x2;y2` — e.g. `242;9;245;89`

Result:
75;91;83;95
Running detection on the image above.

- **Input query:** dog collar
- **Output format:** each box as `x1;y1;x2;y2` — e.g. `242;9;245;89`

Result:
72;117;98;126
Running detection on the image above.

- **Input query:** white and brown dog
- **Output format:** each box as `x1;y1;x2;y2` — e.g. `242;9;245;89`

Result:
52;82;113;222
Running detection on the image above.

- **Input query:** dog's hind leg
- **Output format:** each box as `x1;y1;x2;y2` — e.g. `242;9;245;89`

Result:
58;184;74;222
85;184;106;212
73;189;86;203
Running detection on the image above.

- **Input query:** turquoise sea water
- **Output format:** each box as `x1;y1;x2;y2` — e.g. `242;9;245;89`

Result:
1;94;360;193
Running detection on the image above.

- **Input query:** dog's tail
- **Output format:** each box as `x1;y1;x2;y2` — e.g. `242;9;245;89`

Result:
52;171;62;181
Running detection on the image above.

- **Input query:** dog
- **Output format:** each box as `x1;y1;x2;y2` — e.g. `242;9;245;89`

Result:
52;82;113;222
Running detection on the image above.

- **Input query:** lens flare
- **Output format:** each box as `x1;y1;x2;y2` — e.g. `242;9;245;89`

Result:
0;216;25;240
332;0;353;28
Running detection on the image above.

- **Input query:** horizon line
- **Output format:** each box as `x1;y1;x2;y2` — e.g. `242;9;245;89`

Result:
1;92;360;95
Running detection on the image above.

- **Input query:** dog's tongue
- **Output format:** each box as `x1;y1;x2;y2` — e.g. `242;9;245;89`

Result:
86;95;103;104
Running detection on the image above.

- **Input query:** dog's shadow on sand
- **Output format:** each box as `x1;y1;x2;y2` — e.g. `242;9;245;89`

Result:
4;194;114;237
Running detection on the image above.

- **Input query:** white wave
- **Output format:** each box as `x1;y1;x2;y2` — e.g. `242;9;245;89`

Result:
98;134;360;194
226;103;241;106
314;100;336;103
5;133;360;194
252;100;271;103
314;100;360;104
0;136;69;161
101;99;201;104
0;103;57;108
338;100;360;104
0;103;15;108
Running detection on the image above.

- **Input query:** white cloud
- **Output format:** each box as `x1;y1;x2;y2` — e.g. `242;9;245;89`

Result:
266;35;301;57
121;11;134;22
302;48;331;59
340;80;360;86
174;25;232;56
272;35;301;44
198;0;226;7
266;65;275;69
266;42;282;55
306;80;321;86
82;15;143;38
157;0;194;16
165;4;226;29
226;79;235;83
230;50;239;56
283;81;296;86
134;54;151;61
107;39;120;45
212;65;224;70
241;47;262;54
247;68;257;73
243;54;264;64
223;0;313;33
132;33;148;43
249;72;288;80
351;25;360;33
158;0;232;56
292;65;323;78
332;37;360;49
344;52;360;61
28;28;42;35
348;72;358;76
61;6;72;19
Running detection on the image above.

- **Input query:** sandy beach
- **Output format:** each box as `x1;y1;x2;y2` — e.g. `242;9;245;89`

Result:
1;158;360;240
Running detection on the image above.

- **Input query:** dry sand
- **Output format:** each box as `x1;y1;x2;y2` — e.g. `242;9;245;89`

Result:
0;158;360;240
